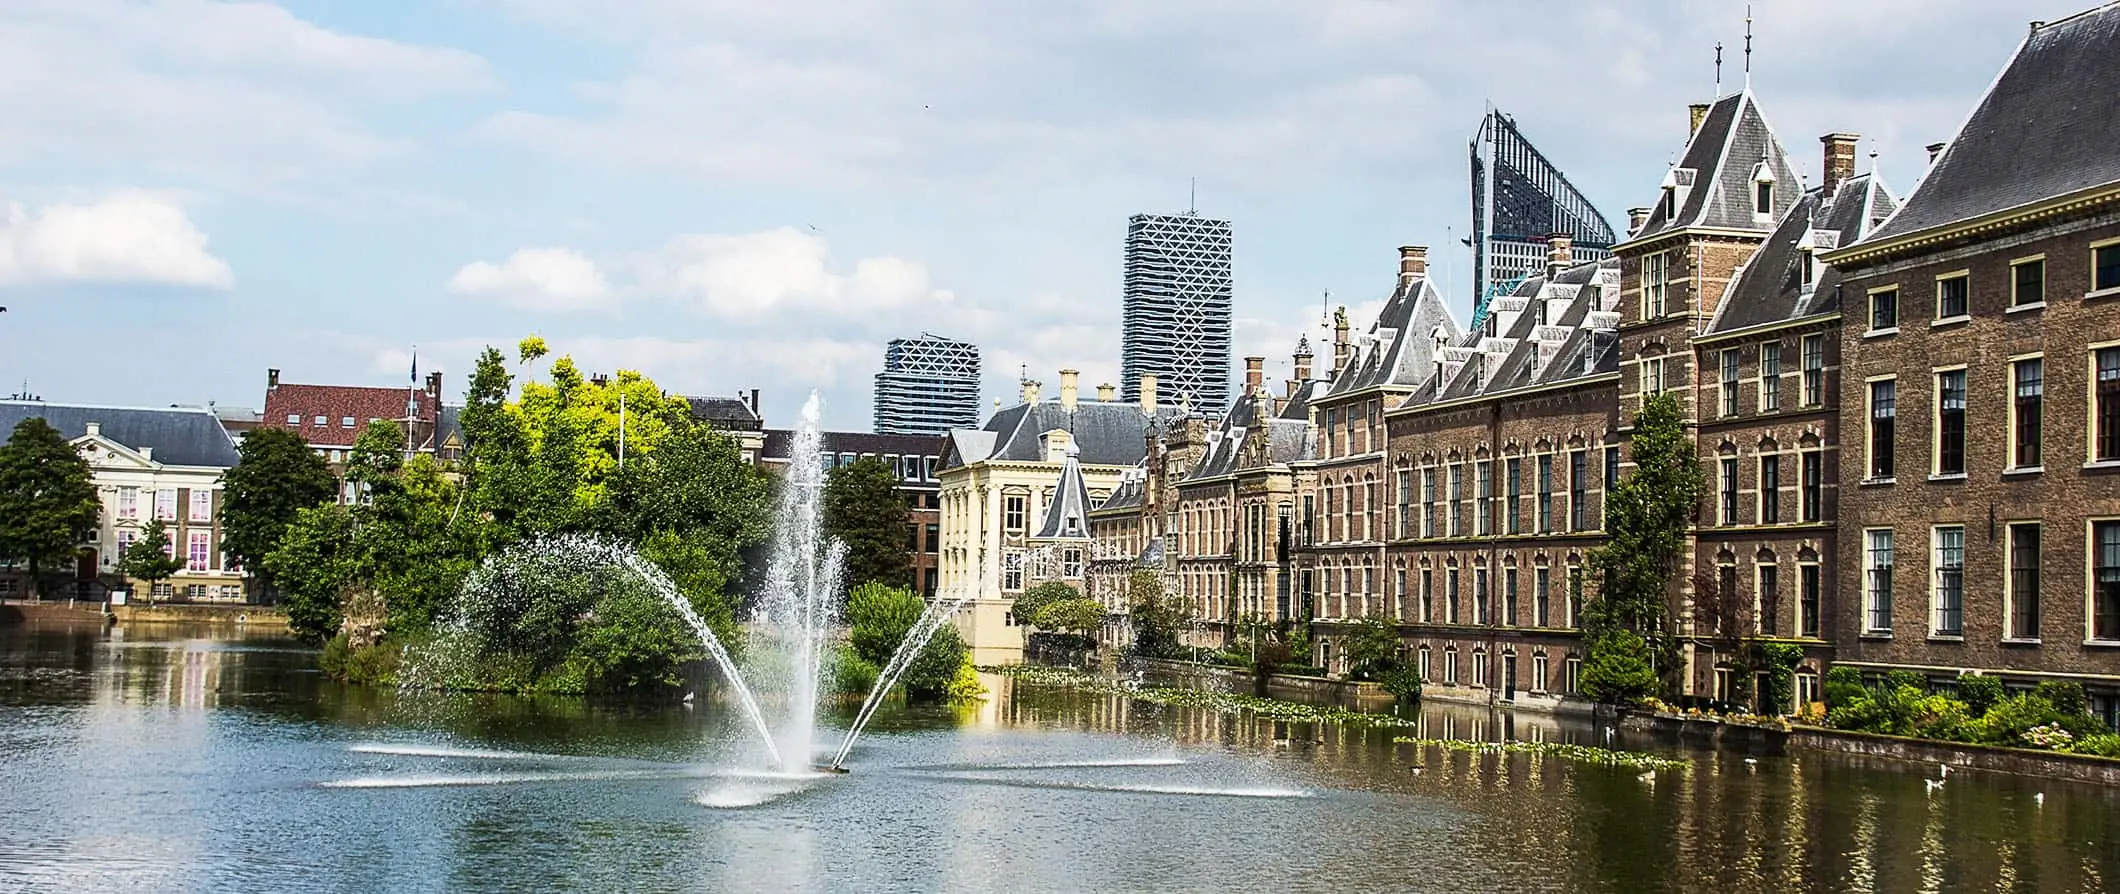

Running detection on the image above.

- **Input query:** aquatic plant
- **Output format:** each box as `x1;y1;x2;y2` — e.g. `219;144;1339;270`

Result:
1392;737;1688;771
983;664;1417;728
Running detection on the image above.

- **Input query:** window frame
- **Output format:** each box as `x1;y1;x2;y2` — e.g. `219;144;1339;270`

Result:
1864;527;1895;635
1931;525;1964;638
1867;285;1899;334
1718;456;1739;526
2006;521;2041;642
2093;239;2120;294
1867;376;1897;481
1759;341;1782;412
1933;270;1970;323
1800;449;1823;522
2010;255;2046;309
1798;562;1821;638
2011;355;2044;471
1800;334;1825;407
1720;348;1741;417
1758;453;1780;524
2091;519;2120;643
1934;366;1967;477
2093;344;2120;464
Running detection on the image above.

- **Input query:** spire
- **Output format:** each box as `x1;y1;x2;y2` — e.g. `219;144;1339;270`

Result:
1743;4;1754;89
1032;441;1092;541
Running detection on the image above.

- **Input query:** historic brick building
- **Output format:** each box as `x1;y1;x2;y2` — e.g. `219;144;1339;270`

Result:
1822;8;2120;727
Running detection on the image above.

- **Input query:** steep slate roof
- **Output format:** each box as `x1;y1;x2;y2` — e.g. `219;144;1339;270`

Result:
262;383;434;449
1630;91;1802;241
685;396;763;431
1709;173;1900;335
1092;465;1147;515
1182;388;1315;482
1327;273;1461;395
1862;5;2120;243
1396;257;1620;411
761;430;942;462
0;401;242;468
940;398;1178;470
1032;445;1093;540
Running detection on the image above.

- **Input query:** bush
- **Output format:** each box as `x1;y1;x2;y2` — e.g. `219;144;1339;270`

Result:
1013;580;1081;626
1581;629;1659;705
1377;665;1423;704
1910;694;1973;742
944;657;987;702
319;633;403;685
1884;670;1928;694
903;624;969;701
2035;681;2090;719
1031;597;1106;637
1954;674;2005;717
2070;733;2120;758
1824;666;1866;708
846;582;924;667
828;644;880;696
1968;693;2066;746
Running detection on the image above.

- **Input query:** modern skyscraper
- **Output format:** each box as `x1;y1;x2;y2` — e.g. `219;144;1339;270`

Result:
1470;108;1618;329
873;333;981;436
1120;212;1233;412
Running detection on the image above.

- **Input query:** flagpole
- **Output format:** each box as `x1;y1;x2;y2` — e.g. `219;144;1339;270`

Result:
619;389;627;469
406;346;419;457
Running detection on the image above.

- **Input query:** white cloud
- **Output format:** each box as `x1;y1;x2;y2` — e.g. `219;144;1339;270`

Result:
449;247;614;312
0;192;232;288
635;227;955;318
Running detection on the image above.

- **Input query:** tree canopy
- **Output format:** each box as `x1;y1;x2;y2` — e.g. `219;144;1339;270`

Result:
219;427;336;592
1582;392;1703;702
0;418;102;598
117;520;185;595
822;456;911;591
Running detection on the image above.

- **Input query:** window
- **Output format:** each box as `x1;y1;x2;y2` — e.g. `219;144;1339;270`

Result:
924;524;938;555
1417;646;1431;681
2012;258;2045;307
1536;455;1553;532
1420;569;1434;622
1869;379;1897;479
1719;458;1739;525
1720;349;1741;417
1003;550;1023;591
1759;455;1780;524
1799;563;1821;638
154;489;177;521
1532;654;1549;692
1394;569;1407;618
1444;649;1459;685
1865;529;1894;633
1602;447;1620;527
1801;450;1822;522
2013;358;2044;469
2096;243;2120;292
1569;451;1587;532
2008;523;2040;640
115;528;136;559
1503;568;1519;627
340;416;356;428
1474;570;1490;625
1302;495;1315;544
1567;567;1584;628
1935;273;1968;320
1868;287;1898;331
1644;250;1670;318
313;414;328;426
1421;468;1437;538
1801;334;1825;407
1641;356;1667;395
1476;461;1494;535
1004;495;1026;532
1062;549;1082;578
1931;526;1963;637
1472;650;1489;688
117;487;138;520
1396;469;1412;537
188;489;211;523
1935;370;1967;476
285;413;301;424
2097;348;2120;462
187;531;211;572
1447;464;1464;537
1759;343;1781;412
1758;565;1779;636
2096;521;2120;641
1565;657;1582;695
1534;567;1551;628
1505;458;1522;534
1755;180;1773;214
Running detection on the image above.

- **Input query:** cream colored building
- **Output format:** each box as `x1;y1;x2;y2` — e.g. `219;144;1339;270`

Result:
937;371;1175;663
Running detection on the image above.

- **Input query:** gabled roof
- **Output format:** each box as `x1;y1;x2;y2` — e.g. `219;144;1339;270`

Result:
1629;91;1802;241
1327;272;1461;396
1091;464;1147;515
1860;5;2120;245
1182;388;1315;482
0;401;242;468
1032;445;1093;540
761;430;942;462
685;396;763;431
1396;257;1621;412
1708;173;1899;336
262;383;434;449
940;398;1178;470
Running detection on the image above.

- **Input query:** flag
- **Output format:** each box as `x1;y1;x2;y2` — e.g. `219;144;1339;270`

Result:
410;346;419;384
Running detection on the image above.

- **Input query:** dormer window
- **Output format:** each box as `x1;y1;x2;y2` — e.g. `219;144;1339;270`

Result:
1752;161;1776;215
1795;228;1818;289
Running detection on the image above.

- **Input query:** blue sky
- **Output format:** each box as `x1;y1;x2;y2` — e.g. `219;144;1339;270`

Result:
0;0;2048;430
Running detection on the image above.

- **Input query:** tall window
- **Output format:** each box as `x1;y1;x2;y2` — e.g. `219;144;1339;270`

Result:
2014;358;2044;469
2096;243;2120;292
1760;342;1782;412
1801;334;1825;406
1865;529;1895;633
1641;356;1667;395
1931;526;1963;637
1719;458;1739;525
2008;522;2040;640
1474;570;1489;625
1936;273;1968;320
1062;548;1082;578
1758;565;1780;636
117;487;138;520
1503;568;1519;627
153;489;177;521
1301;495;1315;544
1004;495;1026;531
1421;468;1437;538
1505;458;1522;534
1602;446;1620;527
1532;653;1548;692
1476;461;1494;535
1935;370;1967;476
2012;258;2045;307
1365;479;1378;541
1536;455;1554;532
2097;348;2120;462
1644;250;1670;318
1003;550;1023;591
1869;287;1898;331
1569;451;1587;532
1396;469;1413;537
1447;464;1464;537
2094;521;2120;641
187;531;211;572
1567;567;1584;628
1534;567;1551;628
1759;455;1780;524
1755;179;1774;214
1869;379;1897;479
188;489;211;523
1801;450;1823;522
1799;563;1821;638
1447;570;1461;624
1420;569;1434;622
1720;348;1741;416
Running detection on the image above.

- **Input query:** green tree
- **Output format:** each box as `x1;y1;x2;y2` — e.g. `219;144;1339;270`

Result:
845;581;924;667
219;426;336;596
1580;629;1660;704
117;519;185;599
903;624;969;701
262;504;365;642
1031;597;1106;637
1342;617;1403;681
1126;570;1192;659
822;456;912;590
0;418;102;599
1582;392;1702;700
1013;579;1080;625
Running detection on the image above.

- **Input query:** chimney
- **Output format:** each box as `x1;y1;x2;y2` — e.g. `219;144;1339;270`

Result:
1058;368;1079;412
267;368;280;390
1139;374;1158;415
1332;307;1352;376
2030;20;2044;33
1820;133;1859;198
1292;342;1313;390
1546;233;1572;280
1021;379;1042;405
591;373;609;388
85;422;100;437
1397;245;1428;282
749;388;761;416
1627;207;1651;234
1096;383;1116;402
1927;142;1947;165
139;446;153;462
1689;102;1711;136
426;371;443;406
1244;356;1264;393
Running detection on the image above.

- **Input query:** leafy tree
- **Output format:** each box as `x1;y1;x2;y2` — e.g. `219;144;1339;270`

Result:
1031;597;1105;637
1580;629;1660;705
344;419;406;496
219;426;335;596
518;336;548;366
0;418;102;599
1013;580;1080;625
1342;617;1403;681
1126;570;1192;658
845;581;924;667
263;504;365;642
1583;392;1702;699
903;623;969;701
822;456;912;591
117;519;185;598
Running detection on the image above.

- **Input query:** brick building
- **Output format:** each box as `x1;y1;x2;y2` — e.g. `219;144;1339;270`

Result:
1822;8;2120;726
759;428;944;596
259;368;445;501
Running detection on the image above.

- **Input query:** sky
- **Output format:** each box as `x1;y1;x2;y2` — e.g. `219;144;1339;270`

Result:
0;0;2057;431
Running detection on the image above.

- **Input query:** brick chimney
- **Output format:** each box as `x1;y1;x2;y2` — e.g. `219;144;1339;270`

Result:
1332;307;1352;376
1820;133;1859;198
749;389;761;417
1546;233;1573;280
267;368;280;391
1291;340;1313;395
1626;207;1651;235
1058;368;1079;412
1021;378;1041;405
1244;356;1264;393
425;371;444;409
1139;374;1158;415
1927;142;1947;165
1096;383;1116;402
1398;245;1428;283
1689;102;1710;136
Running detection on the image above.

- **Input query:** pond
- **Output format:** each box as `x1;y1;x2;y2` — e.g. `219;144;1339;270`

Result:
2;621;2115;892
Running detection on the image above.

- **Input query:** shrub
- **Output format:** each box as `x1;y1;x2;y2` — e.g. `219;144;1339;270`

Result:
1969;693;2065;746
829;644;880;696
1377;665;1423;705
1910;694;1973;742
320;632;403;685
846;582;924;667
2035;681;2090;718
1953;674;2005;717
1581;629;1659;705
1824;666;1866;708
2070;733;2120;758
944;657;987;703
903;624;969;701
1030;597;1106;637
1013;580;1081;626
1883;670;1927;694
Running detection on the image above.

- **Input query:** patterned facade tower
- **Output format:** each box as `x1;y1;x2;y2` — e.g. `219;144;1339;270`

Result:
1471;109;1619;329
1120;213;1234;413
873;333;981;436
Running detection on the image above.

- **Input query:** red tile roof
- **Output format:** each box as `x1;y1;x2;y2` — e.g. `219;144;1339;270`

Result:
262;383;437;448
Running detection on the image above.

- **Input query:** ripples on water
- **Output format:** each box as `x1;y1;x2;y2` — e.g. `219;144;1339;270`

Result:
4;622;2119;893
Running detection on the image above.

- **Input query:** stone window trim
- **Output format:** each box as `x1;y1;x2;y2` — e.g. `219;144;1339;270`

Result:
2004;520;2041;644
1866;284;1900;336
1864;375;1898;485
1932;269;1971;326
2009;254;2046;311
2089;517;2120;646
2090;237;2120;298
1932;365;1968;479
2009;353;2044;473
2091;340;2120;466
